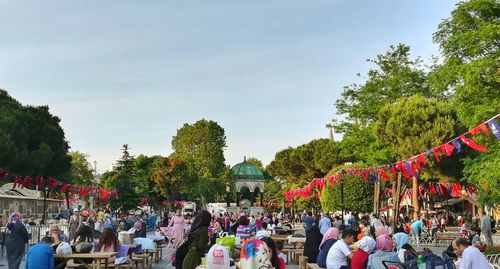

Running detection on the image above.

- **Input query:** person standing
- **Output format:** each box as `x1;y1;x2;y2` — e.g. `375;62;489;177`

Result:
182;210;212;269
169;208;187;247
410;218;424;247
452;237;490;269
5;212;29;269
68;209;82;242
319;213;333;235
481;214;493;246
304;211;314;236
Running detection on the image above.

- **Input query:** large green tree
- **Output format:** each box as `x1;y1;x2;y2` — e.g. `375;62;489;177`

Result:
171;119;231;204
431;0;500;208
0;90;71;179
374;95;459;219
431;0;500;128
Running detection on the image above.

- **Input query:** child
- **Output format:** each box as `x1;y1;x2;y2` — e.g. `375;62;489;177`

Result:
275;240;287;265
26;236;55;269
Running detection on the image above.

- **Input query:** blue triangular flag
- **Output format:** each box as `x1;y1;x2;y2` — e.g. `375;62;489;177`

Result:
487;118;500;140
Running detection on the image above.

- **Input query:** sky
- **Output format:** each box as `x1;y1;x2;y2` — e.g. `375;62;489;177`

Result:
0;1;458;172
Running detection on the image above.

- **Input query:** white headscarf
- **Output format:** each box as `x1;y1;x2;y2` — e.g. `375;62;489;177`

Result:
358;236;376;253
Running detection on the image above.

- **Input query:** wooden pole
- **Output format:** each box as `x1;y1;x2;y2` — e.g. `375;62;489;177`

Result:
412;176;419;220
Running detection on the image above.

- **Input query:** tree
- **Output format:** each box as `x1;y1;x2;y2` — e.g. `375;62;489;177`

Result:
267;139;343;187
335;44;444;127
102;144;139;211
320;173;374;213
432;0;500;209
0;89;71;179
374;95;458;219
171;119;229;204
69;151;94;186
431;0;500;128
150;157;192;209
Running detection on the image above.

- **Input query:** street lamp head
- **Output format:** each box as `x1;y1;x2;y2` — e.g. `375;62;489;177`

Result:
44;186;49;192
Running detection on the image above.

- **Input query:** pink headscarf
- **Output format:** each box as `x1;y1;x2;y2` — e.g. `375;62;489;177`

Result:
9;212;21;223
376;234;394;252
319;227;340;249
375;226;388;237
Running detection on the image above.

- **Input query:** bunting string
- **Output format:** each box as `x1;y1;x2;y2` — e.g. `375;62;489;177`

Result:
284;113;500;201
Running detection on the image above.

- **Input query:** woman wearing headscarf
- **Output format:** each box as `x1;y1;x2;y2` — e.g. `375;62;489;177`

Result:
317;227;339;268
239;239;273;269
182;210;212;269
303;224;323;263
367;234;399;269
351;236;376;269
5;212;29;269
392;232;409;263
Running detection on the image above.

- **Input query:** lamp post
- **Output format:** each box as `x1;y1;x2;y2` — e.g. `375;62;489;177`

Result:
42;186;49;223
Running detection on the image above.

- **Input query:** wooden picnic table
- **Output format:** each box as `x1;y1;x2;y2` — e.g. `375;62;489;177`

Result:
54;252;118;269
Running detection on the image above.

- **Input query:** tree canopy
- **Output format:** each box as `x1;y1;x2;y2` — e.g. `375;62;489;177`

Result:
0;90;71;179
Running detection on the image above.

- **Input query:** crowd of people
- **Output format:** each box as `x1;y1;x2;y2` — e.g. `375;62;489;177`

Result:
2;206;497;269
299;210;496;269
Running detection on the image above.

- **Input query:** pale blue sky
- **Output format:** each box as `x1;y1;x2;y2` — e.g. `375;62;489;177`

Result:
0;1;458;171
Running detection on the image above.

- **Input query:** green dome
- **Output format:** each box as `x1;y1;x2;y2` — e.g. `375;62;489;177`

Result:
231;158;265;180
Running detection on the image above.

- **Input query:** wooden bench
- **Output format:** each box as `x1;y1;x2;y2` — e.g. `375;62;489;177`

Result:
435;232;460;247
131;253;152;269
282;248;303;264
66;260;131;269
307;263;326;269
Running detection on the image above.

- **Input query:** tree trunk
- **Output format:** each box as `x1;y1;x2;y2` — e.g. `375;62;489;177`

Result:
374;182;380;216
412;176;419;220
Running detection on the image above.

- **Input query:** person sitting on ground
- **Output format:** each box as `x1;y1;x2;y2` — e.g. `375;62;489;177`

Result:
367;234;399;269
452;237;490;269
303;222;323;263
95;228;121;263
260;237;285;269
351;236;376;269
275;240;287;265
326;230;356;269
256;221;271;238
26;236;55;269
317;227;340;268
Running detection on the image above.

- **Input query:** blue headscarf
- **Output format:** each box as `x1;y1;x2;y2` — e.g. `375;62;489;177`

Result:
393;232;409;250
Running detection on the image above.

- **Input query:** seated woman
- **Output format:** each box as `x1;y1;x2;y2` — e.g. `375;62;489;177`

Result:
351;236;376;269
260;237;285;269
95;228;121;263
239;239;273;269
392;232;409;263
236;216;253;241
367;234;399;269
72;224;96;264
317;227;340;268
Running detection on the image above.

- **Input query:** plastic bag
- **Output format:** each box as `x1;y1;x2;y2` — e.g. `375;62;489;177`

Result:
216;235;236;256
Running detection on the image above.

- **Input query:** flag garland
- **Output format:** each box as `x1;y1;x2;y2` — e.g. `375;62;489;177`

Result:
283;113;500;201
0;168;118;205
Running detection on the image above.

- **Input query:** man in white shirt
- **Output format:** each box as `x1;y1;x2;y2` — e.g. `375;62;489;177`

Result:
452;237;490;269
255;222;271;238
326;230;356;269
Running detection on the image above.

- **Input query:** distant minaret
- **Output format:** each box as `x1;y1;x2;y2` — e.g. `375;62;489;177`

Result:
326;123;334;141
